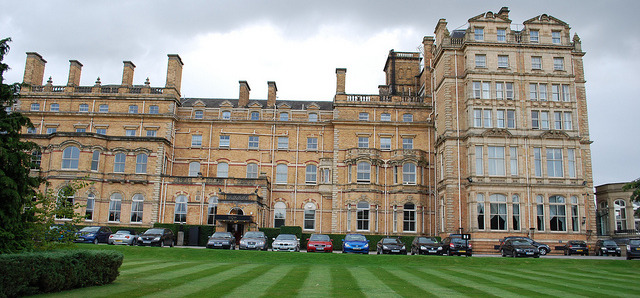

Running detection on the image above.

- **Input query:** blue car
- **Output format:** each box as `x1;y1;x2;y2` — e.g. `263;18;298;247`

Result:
74;226;112;244
342;234;370;254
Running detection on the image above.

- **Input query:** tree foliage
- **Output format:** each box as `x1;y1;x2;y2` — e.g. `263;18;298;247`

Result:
623;178;640;203
0;37;44;253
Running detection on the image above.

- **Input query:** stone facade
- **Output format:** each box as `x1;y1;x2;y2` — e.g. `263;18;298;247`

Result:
15;7;594;251
595;183;639;239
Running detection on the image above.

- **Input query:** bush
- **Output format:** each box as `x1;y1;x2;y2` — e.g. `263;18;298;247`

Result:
279;226;302;239
0;250;123;297
258;227;279;247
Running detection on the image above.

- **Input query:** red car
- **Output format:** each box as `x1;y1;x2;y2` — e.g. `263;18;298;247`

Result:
306;234;333;253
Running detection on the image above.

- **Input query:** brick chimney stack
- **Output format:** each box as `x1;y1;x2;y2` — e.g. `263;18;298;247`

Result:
66;60;83;87
267;81;277;107
336;68;347;94
238;81;251;107
121;61;136;86
165;54;183;96
23;52;47;87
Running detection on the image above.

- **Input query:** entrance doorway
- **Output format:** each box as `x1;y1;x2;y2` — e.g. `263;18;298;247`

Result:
227;223;244;244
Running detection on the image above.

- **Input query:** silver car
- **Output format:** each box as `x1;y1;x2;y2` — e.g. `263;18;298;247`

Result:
239;231;268;250
272;234;300;252
108;229;138;246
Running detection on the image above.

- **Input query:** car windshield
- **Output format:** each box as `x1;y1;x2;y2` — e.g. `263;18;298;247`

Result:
511;240;530;246
243;232;265;239
144;228;165;235
629;240;640;246
310;234;330;241
569;241;585;245
382;238;401;244
602;240;617;246
115;230;132;235
276;234;297;241
212;232;232;238
451;238;467;244
418;237;438;244
80;227;100;233
345;234;366;241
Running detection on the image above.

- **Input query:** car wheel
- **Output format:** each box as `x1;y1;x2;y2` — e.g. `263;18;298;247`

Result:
170;240;174;247
512;251;517;258
567;251;571;256
585;252;589;256
627;256;632;260
447;250;452;256
539;248;548;255
501;249;506;257
618;253;622;257
93;238;98;245
160;241;165;248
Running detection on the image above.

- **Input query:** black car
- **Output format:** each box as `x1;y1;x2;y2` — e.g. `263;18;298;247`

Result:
411;237;442;255
500;239;540;258
376;237;407;255
137;228;175;247
563;240;588;256
499;236;551;255
441;236;472;256
74;226;112;244
627;239;640;260
594;240;621;256
206;232;236;249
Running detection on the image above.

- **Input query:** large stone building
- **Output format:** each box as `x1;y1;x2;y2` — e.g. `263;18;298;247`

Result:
595;182;639;239
14;7;594;250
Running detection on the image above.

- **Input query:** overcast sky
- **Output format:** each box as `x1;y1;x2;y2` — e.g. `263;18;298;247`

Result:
1;0;638;187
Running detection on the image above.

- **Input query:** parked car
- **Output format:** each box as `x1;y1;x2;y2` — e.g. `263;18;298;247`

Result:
499;236;551;255
500;239;540;258
137;228;175;247
594;240;621;256
411;237;442;255
74;226;112;244
306;234;333;253
108;229;138;246
441;235;472;256
271;234;300;252
563;240;589;256
626;239;640;260
376;237;407;255
342;234;370;254
48;224;76;242
206;232;236;249
239;231;268;250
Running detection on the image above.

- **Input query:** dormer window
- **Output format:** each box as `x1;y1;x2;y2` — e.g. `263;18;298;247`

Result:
474;28;484;41
308;113;318;122
529;30;539;43
194;110;203;119
250;111;260;120
552;31;561;44
497;29;506;42
222;111;231;120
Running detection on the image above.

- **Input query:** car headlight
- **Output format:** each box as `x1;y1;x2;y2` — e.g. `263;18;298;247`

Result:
438;247;443;250
401;246;406;250
137;237;143;241
153;237;160;241
617;248;621;251
516;249;523;252
627;245;631;251
344;243;351;248
87;233;95;237
382;245;389;250
240;240;247;245
363;243;369;248
420;246;426;250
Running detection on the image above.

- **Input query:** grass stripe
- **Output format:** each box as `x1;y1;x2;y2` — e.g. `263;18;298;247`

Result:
348;267;402;298
142;264;258;297
429;268;517;297
331;265;365;298
514;268;636;295
483;267;604;297
534;267;640;290
119;262;187;277
297;265;332;297
138;263;223;281
365;267;430;297
119;260;161;269
185;264;272;297
224;265;295;297
447;267;555;297
418;268;499;297
261;265;311;297
385;267;459;297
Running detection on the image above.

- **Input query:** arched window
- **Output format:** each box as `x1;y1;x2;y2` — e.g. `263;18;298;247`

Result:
62;146;80;170
136;154;148;174
305;164;317;184
403;163;416;185
222;111;231;120
114;153;126;173
403;203;416;232
477;194;485;230
85;193;95;221
250;111;260;120
189;162;200;177
207;196;218;225
308;113;318;122
356;161;371;183
108;193;122;222
174;195;187;223
131;194;144;223
512;195;520;230
91;150;100;171
489;194;507;230
304;202;316;230
549;195;566;231
279;112;289;121
615;199;627;231
356;201;370;231
570;196;579;232
274;202;286;228
217;162;229;178
246;163;258;178
276;164;288;184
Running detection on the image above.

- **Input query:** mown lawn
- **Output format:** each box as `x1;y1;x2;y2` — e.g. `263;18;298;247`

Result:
37;244;640;297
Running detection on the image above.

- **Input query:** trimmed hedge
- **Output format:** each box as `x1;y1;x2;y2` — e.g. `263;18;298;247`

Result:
0;250;123;297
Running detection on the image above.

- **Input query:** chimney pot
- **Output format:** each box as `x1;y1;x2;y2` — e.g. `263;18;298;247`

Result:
239;81;251;107
267;81;277;107
122;61;136;86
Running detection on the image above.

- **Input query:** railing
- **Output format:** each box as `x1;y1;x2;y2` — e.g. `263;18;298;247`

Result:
51;86;64;92
151;88;163;94
615;229;640;235
76;86;92;93
101;86;119;93
346;148;381;159
347;95;374;102
24;85;166;95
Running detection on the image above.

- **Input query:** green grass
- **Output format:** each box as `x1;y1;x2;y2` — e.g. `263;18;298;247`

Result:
35;245;640;297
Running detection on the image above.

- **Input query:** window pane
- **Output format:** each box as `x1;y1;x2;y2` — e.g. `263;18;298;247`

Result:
217;163;228;178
